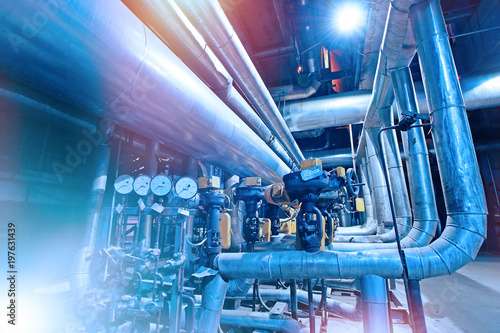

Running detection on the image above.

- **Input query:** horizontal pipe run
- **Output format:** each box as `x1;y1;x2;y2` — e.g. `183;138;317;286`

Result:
0;0;290;183
283;71;500;132
220;310;305;333
177;0;304;164
122;0;294;168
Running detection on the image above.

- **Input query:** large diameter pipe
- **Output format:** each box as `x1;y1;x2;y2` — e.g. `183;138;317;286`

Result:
0;0;289;183
70;141;111;293
216;0;487;281
284;71;500;132
220;310;304;333
121;0;294;168
176;0;305;164
360;275;390;333
198;274;228;333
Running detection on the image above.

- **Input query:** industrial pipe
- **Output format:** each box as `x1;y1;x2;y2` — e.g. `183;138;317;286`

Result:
121;0;294;168
70;140;111;293
283;72;500;132
220;310;304;333
216;0;487;282
0;0;290;183
360;275;391;333
176;0;305;165
198;274;228;333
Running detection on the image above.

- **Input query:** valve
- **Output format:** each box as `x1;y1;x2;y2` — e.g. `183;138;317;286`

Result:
265;203;281;236
234;177;265;251
199;176;225;268
283;166;329;252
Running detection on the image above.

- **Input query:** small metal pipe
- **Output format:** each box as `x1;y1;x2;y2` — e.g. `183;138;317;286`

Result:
307;280;315;333
290;279;298;320
407;280;427;333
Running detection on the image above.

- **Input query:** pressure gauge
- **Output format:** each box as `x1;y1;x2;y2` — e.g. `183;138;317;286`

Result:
175;176;198;199
151;174;173;196
133;175;152;196
114;175;134;195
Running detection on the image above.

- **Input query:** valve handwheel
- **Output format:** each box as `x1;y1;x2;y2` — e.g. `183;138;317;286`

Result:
346;168;360;197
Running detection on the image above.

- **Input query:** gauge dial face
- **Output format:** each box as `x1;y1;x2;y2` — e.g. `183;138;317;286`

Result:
133;175;152;196
114;175;134;195
175;176;198;199
151;174;173;196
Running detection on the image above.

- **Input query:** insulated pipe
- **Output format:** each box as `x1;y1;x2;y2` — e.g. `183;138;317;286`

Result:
283;72;500;132
366;134;391;232
304;148;353;168
0;0;289;184
360;275;391;333
327;70;439;249
176;0;305;165
198;274;228;333
269;80;321;102
121;0;294;168
220;310;304;333
70;141;111;293
216;0;487;281
334;101;413;243
333;0;418;241
228;287;362;321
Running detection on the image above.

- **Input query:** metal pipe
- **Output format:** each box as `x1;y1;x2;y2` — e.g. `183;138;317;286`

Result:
0;0;289;184
198;274;228;333
307;280;315;333
70;140;111;293
304;148;353;168
361;275;391;333
269;80;321;102
121;0;294;168
283;71;500;132
176;0;305;165
170;214;187;333
336;162;377;236
220;310;304;333
182;294;195;333
407;280;427;332
216;0;487;282
290;279;298;320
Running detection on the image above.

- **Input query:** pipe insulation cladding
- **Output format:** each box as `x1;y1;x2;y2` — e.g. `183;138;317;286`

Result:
215;0;487;282
0;0;290;184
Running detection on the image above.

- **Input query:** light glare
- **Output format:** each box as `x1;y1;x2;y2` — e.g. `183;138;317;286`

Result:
336;4;364;32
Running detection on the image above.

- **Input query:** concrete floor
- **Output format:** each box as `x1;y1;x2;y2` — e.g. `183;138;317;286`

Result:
323;251;500;332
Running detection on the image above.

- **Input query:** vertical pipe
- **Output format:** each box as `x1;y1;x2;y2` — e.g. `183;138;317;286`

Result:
360;275;390;333
307;280;315;333
349;124;356;172
138;141;159;252
198;274;228;333
70;140;111;293
407;280;427;332
392;66;439;248
290;279;298;320
170;215;186;333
